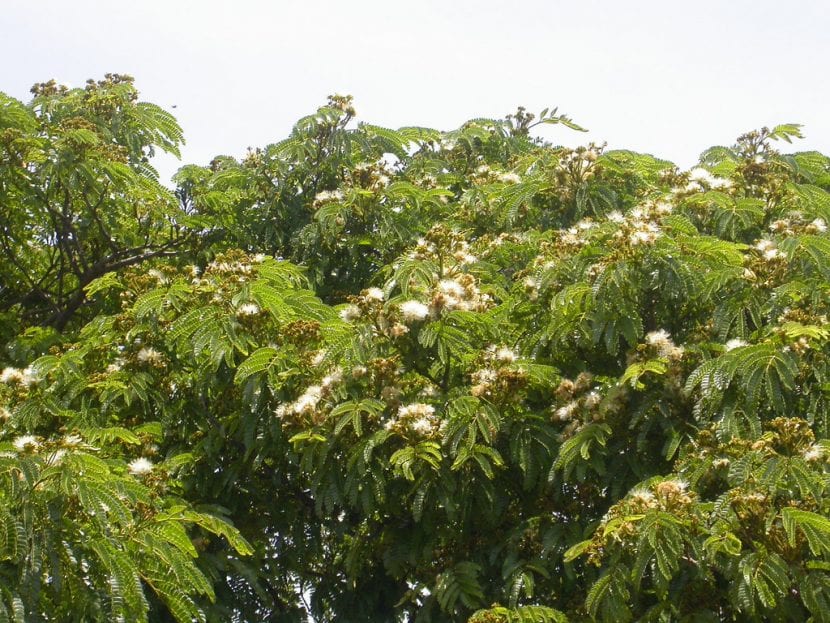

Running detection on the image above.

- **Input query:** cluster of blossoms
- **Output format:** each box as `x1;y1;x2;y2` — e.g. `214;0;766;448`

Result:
13;435;40;452
410;237;478;268
626;479;693;515
645;330;684;361
754;238;784;262
0;366;37;387
684;167;733;191
147;268;170;284
128;457;154;476
313;189;344;208
384;402;441;437
605;202;672;248
399;300;430;323
339;287;386;323
200;252;268;285
136;346;165;366
557;219;597;247
106;358;126;374
496;171;521;184
275;370;342;424
236;302;261;317
802;443;826;463
554;145;602;190
469;346;525;399
768;216;827;237
351;161;393;191
206;259;253;276
471;164;522;185
724;338;748;351
431;275;491;314
552;372;601;428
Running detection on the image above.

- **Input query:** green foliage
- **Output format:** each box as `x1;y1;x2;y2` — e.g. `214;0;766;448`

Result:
2;74;830;622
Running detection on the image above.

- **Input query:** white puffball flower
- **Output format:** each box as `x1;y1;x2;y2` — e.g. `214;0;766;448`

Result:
438;279;465;298
754;239;776;253
46;449;67;467
400;300;430;323
1;368;22;384
63;434;84;447
584;391;602;409
646;330;672;349
339;305;361;322
128;457;154;476
689;168;714;184
364;287;385;302
409;417;435;436
495;347;518;363
314;189;344;203
321;369;343;388
311;350;327;367
13;435;40;452
147;269;168;284
398;403;436;419
236;303;260;317
1;367;36;387
724;338;748;351
293;386;323;414
803;444;824;463
554;401;579;422
496;172;521;184
137;347;164;364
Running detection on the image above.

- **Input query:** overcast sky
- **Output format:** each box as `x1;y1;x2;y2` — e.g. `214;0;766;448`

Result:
3;0;828;184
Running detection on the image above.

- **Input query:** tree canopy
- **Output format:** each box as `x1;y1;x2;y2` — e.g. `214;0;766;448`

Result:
1;75;830;622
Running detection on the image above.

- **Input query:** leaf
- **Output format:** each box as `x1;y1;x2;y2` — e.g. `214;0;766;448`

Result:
234;347;279;384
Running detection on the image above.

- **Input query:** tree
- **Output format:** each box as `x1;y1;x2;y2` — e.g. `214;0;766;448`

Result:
1;75;830;621
0;75;194;335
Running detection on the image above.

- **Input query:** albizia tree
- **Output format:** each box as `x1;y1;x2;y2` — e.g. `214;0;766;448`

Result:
1;76;830;622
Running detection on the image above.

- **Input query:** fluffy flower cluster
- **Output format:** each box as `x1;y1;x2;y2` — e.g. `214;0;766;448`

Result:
803;443;825;463
206;258;254;275
400;300;430;323
554;401;579;422
431;275;490;314
236;302;261;317
754;239;783;261
13;435;39;452
290;385;322;415
724;338;748;351
314;189;344;204
646;330;684;360
626;479;692;515
147;268;169;284
496;171;521;184
128;457;154;476
809;218;828;233
483;345;518;364
552;373;604;429
276;372;342;420
685;167;732;191
386;403;441;437
607;205;667;247
339;305;361;322
137;347;165;365
0;367;37;387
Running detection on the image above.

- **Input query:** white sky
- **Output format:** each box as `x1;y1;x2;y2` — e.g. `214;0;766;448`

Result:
3;0;828;184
